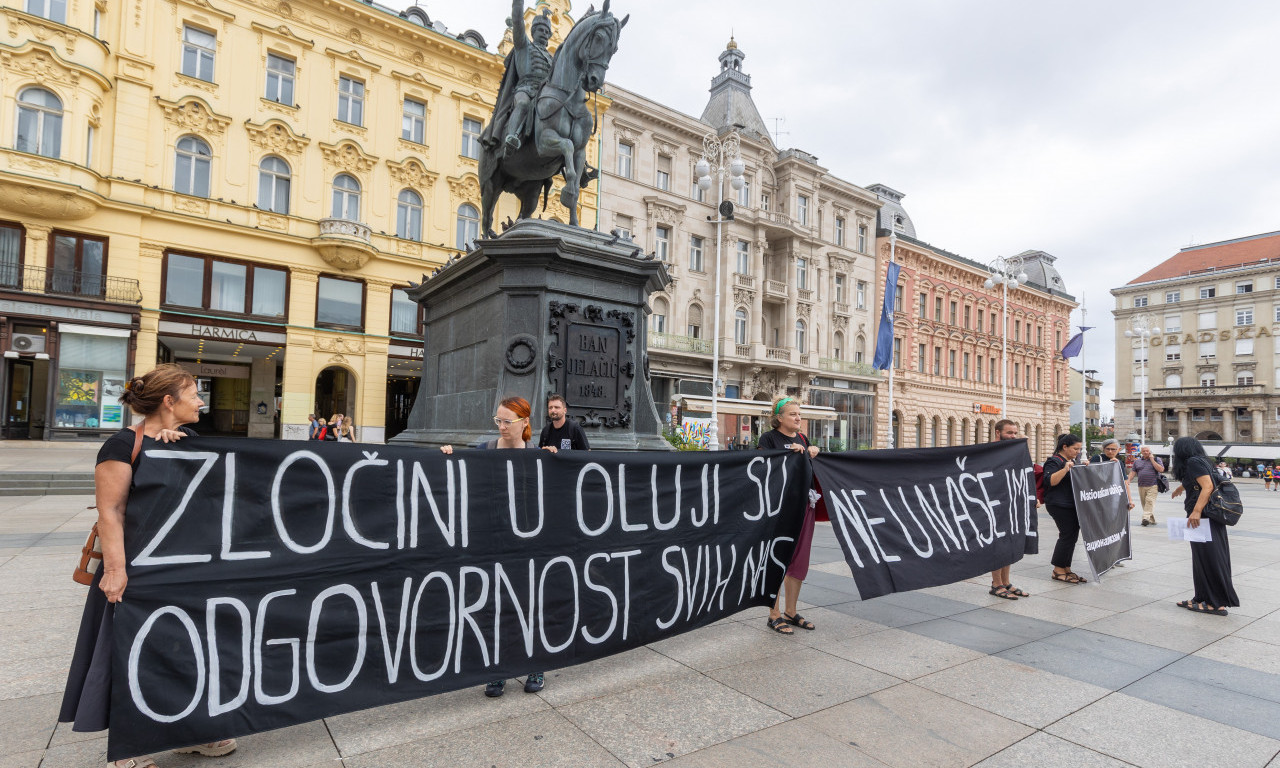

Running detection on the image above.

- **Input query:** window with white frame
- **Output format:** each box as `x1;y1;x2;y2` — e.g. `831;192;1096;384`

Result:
15;87;62;158
331;174;360;221
689;236;704;271
461;118;482;159
963;352;971;379
265;54;296;105
181;25;216;81
455;204;479;249
174;136;211;197
856;280;867;309
795;319;806;353
1133;295;1148;308
655;155;671;190
692;177;706;202
396;189;423;241
1200;374;1216;387
402;98;426;143
651;297;667;333
835;274;846;304
1275;276;1280;290
835;217;845;246
1132;344;1148;364
917;343;926;373
1165;344;1181;361
337;76;364;125
1198;310;1216;329
256;156;290;213
1200;285;1216;299
833;331;844;360
1236;338;1254;356
687;304;702;338
796;258;808;289
614;214;632;240
735;240;749;274
616;141;632;178
1165;373;1182;387
734;308;747;345
737;180;750;207
655;226;670;262
949;350;957;377
760;192;770;211
26;0;67;23
1236;281;1253;294
1165;314;1181;333
855;334;865;363
1165;290;1180;303
1236;307;1253;325
1275;305;1280;323
1238;372;1255;385
1198;340;1216;359
1133;375;1147;393
857;224;867;253
796;194;809;226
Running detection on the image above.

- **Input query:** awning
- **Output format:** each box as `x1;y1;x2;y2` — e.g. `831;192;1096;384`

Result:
677;396;838;421
1222;445;1280;461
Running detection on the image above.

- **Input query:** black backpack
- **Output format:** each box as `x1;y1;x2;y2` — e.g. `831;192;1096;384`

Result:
1202;473;1243;526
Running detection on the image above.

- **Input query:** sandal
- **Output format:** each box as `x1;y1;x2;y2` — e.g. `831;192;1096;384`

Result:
1175;600;1195;610
989;585;1019;600
1003;584;1030;597
766;616;794;634
1188;603;1228;616
111;759;157;768
782;612;816;630
1051;570;1087;584
174;739;237;757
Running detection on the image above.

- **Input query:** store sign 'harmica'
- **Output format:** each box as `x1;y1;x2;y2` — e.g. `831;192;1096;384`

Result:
547;301;635;428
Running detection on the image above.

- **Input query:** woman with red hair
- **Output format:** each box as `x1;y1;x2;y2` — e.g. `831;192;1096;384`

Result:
440;396;543;696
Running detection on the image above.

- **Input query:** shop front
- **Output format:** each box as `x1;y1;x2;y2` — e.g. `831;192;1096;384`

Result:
157;319;284;438
385;340;422;441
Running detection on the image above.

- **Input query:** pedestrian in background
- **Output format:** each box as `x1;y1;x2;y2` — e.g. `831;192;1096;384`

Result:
307;413;319;440
1128;444;1165;527
1044;433;1089;584
1170;436;1240;615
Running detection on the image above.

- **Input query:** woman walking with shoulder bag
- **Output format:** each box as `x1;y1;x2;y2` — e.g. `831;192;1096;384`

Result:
1170;436;1240;616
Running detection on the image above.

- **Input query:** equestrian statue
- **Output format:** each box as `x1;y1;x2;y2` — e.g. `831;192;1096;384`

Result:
479;0;627;238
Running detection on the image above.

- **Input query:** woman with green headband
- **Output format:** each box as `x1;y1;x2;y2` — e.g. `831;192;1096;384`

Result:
758;395;820;634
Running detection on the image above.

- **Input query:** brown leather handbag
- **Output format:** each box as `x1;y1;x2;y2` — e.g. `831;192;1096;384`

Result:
73;426;143;586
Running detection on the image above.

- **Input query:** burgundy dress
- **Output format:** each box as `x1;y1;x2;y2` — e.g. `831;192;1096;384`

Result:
757;429;815;580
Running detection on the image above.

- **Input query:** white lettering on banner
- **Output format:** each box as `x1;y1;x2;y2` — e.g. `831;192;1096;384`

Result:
132;451;219;567
1079;484;1124;501
1085;528;1128;552
128;607;206;722
305;585;367;693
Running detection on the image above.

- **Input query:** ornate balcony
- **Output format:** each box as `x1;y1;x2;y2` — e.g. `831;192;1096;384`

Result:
312;218;376;270
766;346;791;362
1152;384;1265;398
649;331;711;354
764;279;788;299
0;263;141;305
818;357;882;377
733;273;756;288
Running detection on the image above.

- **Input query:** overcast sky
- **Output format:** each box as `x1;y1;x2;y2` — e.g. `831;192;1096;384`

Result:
389;0;1280;416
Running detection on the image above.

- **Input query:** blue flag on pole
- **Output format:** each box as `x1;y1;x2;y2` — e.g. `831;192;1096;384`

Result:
1060;326;1094;359
872;261;902;370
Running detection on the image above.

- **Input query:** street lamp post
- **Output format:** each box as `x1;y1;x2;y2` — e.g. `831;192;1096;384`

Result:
1124;315;1161;445
984;257;1028;422
694;130;744;451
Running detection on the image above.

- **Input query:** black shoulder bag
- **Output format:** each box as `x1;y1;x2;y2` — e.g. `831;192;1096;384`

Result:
1200;466;1243;526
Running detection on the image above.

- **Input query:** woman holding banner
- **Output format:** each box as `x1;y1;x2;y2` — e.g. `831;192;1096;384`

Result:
758;396;820;635
440;396;547;696
1170;436;1240;615
1043;433;1089;584
60;364;239;768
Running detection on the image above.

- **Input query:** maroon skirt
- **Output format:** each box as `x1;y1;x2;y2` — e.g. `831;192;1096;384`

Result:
787;499;817;581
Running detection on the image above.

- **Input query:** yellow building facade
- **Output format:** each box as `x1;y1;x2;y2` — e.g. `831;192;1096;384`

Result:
0;0;597;441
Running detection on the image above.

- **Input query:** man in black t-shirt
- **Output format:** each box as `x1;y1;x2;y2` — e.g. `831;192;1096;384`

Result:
538;394;590;452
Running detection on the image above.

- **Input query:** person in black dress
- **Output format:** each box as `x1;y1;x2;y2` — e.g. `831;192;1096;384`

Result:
60;364;239;768
1043;433;1090;584
758;396;820;635
1170;436;1240;615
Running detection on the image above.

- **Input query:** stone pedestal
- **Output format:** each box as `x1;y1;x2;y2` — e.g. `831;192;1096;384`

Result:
391;219;671;450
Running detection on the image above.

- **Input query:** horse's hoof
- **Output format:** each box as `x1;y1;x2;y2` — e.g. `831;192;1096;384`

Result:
560;189;575;208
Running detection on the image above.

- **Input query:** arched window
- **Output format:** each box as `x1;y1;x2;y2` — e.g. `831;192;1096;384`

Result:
15;87;62;158
651;296;668;334
688;304;703;339
257;156;290;214
833;330;844;360
1164;373;1182;388
795;319;806;353
174;136;212;197
331;174;361;221
396;189;423;241
456;204;479;250
734;308;748;345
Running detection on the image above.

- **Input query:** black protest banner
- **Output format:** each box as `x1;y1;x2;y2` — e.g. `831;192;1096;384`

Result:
108;440;808;760
1072;461;1132;579
811;440;1037;600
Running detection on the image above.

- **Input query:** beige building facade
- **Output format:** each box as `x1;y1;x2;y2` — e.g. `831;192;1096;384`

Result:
873;199;1076;459
1112;231;1280;447
598;42;882;449
0;0;599;441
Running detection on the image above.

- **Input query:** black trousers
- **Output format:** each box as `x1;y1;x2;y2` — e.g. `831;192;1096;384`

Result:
1046;504;1080;569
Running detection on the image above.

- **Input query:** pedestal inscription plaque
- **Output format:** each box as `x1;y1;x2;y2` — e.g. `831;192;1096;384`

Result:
548;302;634;427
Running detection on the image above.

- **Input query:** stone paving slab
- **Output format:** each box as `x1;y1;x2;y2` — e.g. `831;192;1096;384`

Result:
707;646;898;717
914;655;1111;729
996;628;1183;690
820;626;985;680
1046;692;1280;768
1121;670;1280;740
661;719;891;767
972;732;1131;768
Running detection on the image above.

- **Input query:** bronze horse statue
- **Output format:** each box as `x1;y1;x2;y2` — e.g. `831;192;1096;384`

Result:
479;2;627;238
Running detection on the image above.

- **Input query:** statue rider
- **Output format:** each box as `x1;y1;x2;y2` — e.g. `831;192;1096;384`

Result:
492;2;553;157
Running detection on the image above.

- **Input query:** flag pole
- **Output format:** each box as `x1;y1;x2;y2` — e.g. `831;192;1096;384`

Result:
1079;297;1087;459
887;228;896;449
